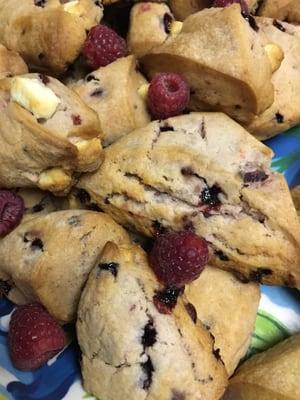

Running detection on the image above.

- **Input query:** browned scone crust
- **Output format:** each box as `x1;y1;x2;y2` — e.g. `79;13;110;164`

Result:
0;73;102;194
77;113;300;287
246;19;300;140
141;5;274;124
0;0;102;74
168;0;211;21
77;241;228;400
70;56;150;146
291;185;300;215
0;210;130;323
257;0;300;25
222;334;300;400
184;267;260;376
0;44;28;79
128;2;174;58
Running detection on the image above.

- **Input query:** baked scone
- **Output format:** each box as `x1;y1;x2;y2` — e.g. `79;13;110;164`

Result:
77;113;300;287
184;267;260;376
0;44;28;79
291;185;300;215
222;334;300;400
128;2;174;59
168;0;210;21
77;241;228;400
0;0;102;74
70;56;150;146
141;5;274;124
0;73;102;195
246;19;300;140
0;210;130;323
257;0;300;25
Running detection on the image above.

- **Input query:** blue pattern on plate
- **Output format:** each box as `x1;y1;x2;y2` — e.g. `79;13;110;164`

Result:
0;126;299;399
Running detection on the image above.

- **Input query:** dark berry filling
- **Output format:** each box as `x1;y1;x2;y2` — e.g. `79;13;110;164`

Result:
30;238;44;252
39;74;50;85
249;268;273;283
184;302;197;323
34;0;47;7
98;262;119;277
273;20;286;32
153;287;183;314
214;250;229;261
275;112;284;123
163;13;173;34
0;190;24;237
141;319;157;347
141;357;154;390
243;170;268;184
72;115;82;126
242;11;259;32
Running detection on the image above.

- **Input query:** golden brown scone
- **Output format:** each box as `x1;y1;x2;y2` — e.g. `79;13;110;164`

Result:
70;56;150;146
169;0;211;20
77;113;300;287
77;242;227;400
222;335;300;400
0;44;28;79
0;73;102;195
141;5;274;124
0;210;130;323
128;2;174;58
0;0;102;74
257;0;300;24
246;19;300;140
184;267;260;376
291;185;300;215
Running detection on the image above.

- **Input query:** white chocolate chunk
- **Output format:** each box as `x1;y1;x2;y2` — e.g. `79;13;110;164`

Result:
63;0;83;16
264;43;284;73
38;168;72;191
11;77;61;119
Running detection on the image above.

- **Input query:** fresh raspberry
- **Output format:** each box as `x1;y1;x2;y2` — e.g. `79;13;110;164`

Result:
82;25;127;69
147;73;190;120
0;190;24;237
212;0;249;13
149;231;209;287
8;303;65;370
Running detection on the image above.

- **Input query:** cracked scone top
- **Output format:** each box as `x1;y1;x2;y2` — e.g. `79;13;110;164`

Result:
0;0;103;74
141;4;274;124
246;19;300;140
0;73;102;194
70;55;150;146
77;112;300;287
0;210;130;323
77;242;227;400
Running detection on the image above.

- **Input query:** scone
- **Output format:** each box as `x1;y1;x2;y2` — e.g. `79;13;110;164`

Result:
0;44;28;79
291;185;300;215
77;113;300;287
257;0;300;25
246;19;300;139
222;335;300;399
168;0;211;21
184;267;260;376
0;0;102;74
141;5;274;124
0;210;130;323
128;2;175;58
0;73;102;195
77;241;227;400
70;56;150;146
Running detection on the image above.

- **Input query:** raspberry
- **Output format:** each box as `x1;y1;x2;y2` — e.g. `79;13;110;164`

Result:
0;190;24;237
8;303;65;370
147;73;190;120
82;25;127;69
212;0;249;13
149;231;209;287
